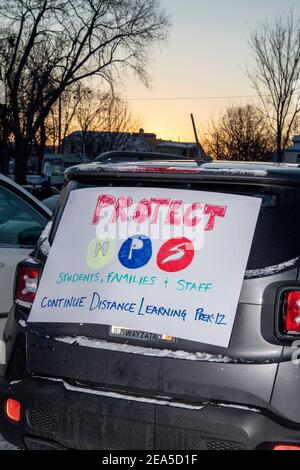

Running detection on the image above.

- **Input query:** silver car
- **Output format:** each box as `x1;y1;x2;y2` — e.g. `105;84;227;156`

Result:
0;174;51;330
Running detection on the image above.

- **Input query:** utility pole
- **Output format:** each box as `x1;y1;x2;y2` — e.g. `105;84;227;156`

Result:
190;113;209;165
58;96;62;154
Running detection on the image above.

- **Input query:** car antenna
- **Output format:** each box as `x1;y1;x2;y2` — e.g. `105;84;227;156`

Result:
190;113;211;165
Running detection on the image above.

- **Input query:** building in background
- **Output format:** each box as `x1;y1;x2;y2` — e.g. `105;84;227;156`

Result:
157;141;198;158
5;129;200;185
42;153;90;186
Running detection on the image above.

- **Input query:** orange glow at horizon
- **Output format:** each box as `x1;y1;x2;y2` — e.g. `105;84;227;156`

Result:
124;0;300;144
129;100;207;143
128;98;256;143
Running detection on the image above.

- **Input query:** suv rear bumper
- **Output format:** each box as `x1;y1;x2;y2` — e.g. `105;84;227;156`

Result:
1;376;300;450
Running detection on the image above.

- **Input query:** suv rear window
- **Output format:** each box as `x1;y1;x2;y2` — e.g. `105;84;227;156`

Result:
246;186;300;273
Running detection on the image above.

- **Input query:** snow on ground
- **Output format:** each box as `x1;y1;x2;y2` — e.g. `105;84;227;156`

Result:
0;434;17;450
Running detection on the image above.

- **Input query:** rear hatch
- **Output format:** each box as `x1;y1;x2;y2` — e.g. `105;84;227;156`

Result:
24;168;300;409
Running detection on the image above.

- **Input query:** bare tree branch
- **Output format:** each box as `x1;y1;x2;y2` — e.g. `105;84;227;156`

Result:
247;10;300;161
203;105;273;162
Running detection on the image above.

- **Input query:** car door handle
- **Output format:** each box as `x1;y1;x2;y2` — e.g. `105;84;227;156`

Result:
0;263;5;268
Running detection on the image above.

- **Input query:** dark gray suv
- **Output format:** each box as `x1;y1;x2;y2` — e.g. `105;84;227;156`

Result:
1;156;300;450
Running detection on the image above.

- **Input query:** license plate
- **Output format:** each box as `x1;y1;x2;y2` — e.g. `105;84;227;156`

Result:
110;326;174;343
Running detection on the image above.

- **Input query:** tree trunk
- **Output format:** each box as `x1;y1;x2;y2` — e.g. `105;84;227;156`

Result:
0;105;10;175
276;127;283;163
0;142;8;174
37;122;46;175
14;135;29;185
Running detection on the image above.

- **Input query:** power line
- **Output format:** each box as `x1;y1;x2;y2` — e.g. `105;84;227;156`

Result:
126;95;259;102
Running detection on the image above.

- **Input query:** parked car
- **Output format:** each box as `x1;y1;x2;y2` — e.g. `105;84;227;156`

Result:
2;157;300;450
42;195;60;212
0;174;51;332
95;150;195;164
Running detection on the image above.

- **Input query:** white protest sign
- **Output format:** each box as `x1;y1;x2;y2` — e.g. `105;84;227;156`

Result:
29;187;261;348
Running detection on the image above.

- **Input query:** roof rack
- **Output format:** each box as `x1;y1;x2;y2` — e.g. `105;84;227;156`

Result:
94;151;195;164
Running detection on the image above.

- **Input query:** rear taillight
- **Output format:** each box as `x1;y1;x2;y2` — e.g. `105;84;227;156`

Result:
283;291;300;334
273;444;300;451
5;398;21;423
15;266;40;306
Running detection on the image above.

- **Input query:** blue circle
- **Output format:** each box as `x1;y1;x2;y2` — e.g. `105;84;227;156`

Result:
118;235;152;270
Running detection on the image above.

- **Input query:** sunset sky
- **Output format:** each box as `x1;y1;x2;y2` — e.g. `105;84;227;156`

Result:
124;0;300;142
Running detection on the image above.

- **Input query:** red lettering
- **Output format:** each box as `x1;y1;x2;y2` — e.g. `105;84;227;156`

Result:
110;196;133;223
204;205;227;231
150;198;171;224
165;200;183;226
93;195;227;230
92;195;116;225
133;199;152;223
183;203;202;227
